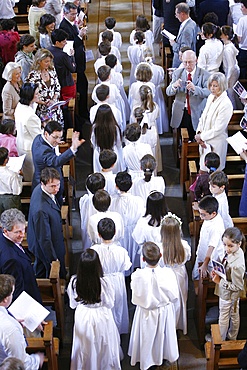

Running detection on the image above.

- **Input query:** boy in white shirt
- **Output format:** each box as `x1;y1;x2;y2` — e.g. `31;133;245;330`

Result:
0;147;23;214
209;170;233;230
192;195;225;281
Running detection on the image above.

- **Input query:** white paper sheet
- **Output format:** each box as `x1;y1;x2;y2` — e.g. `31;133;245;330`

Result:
226;131;247;155
8;291;49;332
6;154;26;173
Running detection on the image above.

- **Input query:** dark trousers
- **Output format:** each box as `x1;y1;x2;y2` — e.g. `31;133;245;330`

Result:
237;48;247;79
179;108;196;141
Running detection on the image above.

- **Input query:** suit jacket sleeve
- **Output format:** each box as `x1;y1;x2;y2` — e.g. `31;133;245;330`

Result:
42;147;74;168
74;35;86;72
1;258;25;300
172;22;195;53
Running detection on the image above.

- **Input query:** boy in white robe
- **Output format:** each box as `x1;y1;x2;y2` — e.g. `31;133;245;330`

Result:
128;242;179;370
87;189;124;244
98;17;122;50
90;84;124;132
94;41;122;74
99;149;117;196
123;123;152;179
110;171;145;273
91;217;131;334
79;173;106;250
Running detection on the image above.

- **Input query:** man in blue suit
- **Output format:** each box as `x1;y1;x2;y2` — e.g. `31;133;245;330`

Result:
169;2;197;68
31;120;84;206
0;208;42;303
28;168;66;279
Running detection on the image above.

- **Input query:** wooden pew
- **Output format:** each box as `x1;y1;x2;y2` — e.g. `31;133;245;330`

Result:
205;324;245;370
36;261;65;345
26;321;59;370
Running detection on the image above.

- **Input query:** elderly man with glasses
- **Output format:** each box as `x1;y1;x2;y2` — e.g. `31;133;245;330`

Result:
166;49;210;141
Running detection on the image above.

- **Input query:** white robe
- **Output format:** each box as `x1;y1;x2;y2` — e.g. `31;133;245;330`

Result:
128;266;179;369
132;215;163;250
94;55;122;74
79;192;97;250
128;80;155;122
159;240;191;335
92;82;126;128
129;29;154;54
91;125;124;174
109;69;130;121
91;242;132;334
98;29;122;50
149;61;169;133
197;91;233;171
87;210;124;244
222;42;240;109
100;170;117;196
123;141;153;180
130;175;165;203
197;38;223;73
90;102;124;132
127;44;145;86
110;192;145;273
67;276;121;370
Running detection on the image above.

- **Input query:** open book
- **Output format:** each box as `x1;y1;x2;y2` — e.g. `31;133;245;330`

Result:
161;29;176;40
233;81;247;99
212;260;226;280
48;98;71;111
226;131;247;154
8;291;49;332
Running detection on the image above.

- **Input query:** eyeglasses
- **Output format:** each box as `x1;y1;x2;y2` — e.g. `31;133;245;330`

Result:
50;134;63;140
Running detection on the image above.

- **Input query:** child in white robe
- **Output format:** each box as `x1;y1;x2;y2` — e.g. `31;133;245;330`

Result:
79;173;105;250
94;42;122;74
128;63;155;121
110;171;145;273
90;104;124;173
105;54;130;121
129;14;154;54
90;84;124;132
128;242;179;370
92;65;126;129
99;149;117;196
98;17;122;50
131;154;165;203
144;50;169;133
87;189;124;244
123;123;152;180
127;31;146;86
67;249;121;370
101;30;121;62
91;217;131;334
160;213;191;335
132;191;168;252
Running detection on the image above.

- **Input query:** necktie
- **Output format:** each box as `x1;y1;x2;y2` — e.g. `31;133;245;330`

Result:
186;73;192;115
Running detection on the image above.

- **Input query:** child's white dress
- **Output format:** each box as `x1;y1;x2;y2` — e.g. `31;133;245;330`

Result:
128;266;179;369
91;242;132;334
68;276;121;370
123;141;153;180
79;191;96;250
129;28;154;54
98;29;122;50
128;80;155;121
130;175;165;203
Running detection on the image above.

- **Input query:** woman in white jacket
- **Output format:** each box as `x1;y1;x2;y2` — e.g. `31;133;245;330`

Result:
14;83;43;181
195;72;233;172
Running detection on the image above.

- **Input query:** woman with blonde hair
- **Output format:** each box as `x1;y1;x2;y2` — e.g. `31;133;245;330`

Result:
1;62;22;120
27;48;63;124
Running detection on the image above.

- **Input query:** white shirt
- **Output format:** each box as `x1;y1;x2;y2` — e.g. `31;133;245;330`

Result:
236;15;247;49
0;306;40;370
197;38;223;73
0;167;22;195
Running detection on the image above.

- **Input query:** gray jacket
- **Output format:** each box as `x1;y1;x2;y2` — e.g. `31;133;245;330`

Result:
166;66;210;130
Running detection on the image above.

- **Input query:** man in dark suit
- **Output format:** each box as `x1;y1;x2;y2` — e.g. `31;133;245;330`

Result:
59;2;89;122
0;208;42;303
169;2;197;68
31;120;84;206
28;167;66;279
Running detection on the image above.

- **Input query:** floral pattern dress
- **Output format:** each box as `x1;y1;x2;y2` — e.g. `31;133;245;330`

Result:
27;68;64;125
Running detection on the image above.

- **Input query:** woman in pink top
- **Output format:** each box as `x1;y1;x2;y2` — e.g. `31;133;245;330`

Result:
0;119;18;157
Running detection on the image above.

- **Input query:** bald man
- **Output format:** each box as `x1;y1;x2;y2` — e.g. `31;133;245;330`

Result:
166;50;210;140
